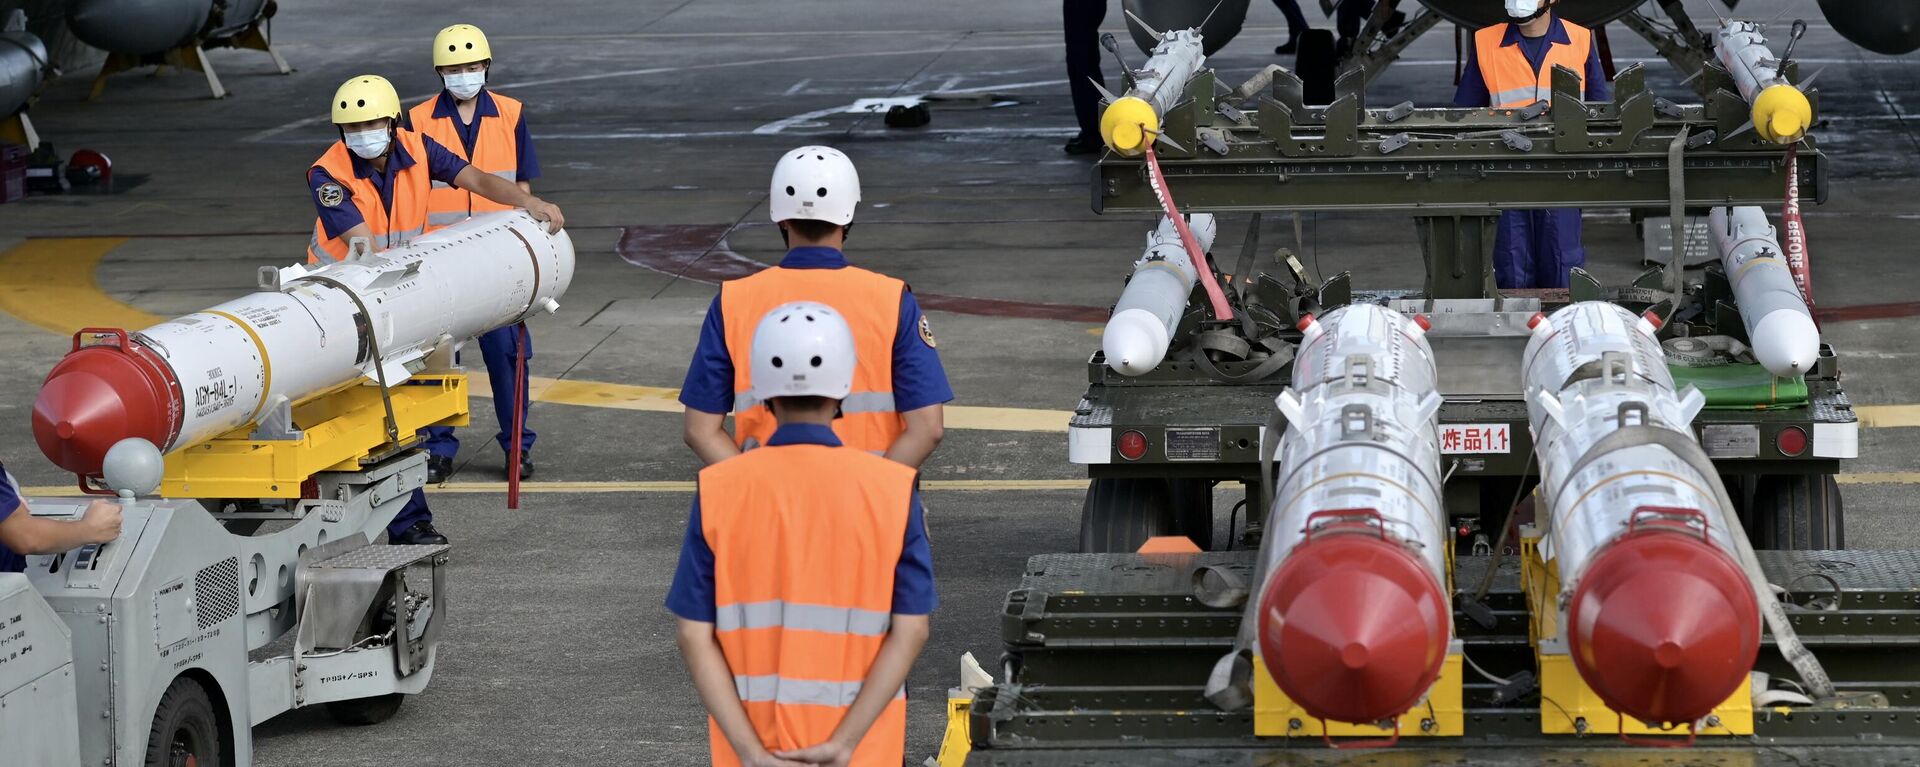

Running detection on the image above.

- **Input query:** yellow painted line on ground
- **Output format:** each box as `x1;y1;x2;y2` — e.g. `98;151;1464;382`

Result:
1836;472;1920;485
476;374;1071;432
1857;405;1920;429
0;238;157;334
20;478;1091;496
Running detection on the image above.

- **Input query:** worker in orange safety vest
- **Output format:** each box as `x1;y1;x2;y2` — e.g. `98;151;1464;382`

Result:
1454;0;1612;289
668;301;936;767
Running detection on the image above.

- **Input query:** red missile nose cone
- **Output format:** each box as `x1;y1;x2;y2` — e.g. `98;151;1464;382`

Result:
1569;528;1761;726
32;342;177;476
1258;532;1449;724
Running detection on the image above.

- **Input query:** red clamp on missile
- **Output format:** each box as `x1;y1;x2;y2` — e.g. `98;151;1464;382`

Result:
31;328;181;479
1257;508;1448;726
1639;310;1666;334
1567;507;1760;727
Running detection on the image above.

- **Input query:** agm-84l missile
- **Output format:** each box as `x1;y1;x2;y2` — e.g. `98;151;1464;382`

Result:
32;211;574;477
1715;19;1815;145
1098;24;1205;157
1253;304;1451;725
1711;206;1820;377
1104;213;1216;376
1524;302;1760;726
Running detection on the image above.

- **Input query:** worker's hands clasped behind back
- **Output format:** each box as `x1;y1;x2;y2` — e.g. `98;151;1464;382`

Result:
775;741;854;767
81;499;123;544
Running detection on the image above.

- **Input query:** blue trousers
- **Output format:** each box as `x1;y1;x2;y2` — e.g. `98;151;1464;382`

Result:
390;487;431;538
424;323;536;459
1493;208;1588;290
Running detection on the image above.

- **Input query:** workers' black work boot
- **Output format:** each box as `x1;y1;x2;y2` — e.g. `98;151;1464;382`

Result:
513;454;535;480
1063;133;1103;155
426;455;453;484
392;521;449;546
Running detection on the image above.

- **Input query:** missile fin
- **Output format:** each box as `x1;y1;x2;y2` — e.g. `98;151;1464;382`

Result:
1677;385;1707;424
1533;388;1567;428
1091;78;1119;104
1123;9;1163;41
1275;389;1307;428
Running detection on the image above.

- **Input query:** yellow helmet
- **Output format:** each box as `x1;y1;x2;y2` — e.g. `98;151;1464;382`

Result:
330;75;402;125
432;24;492;67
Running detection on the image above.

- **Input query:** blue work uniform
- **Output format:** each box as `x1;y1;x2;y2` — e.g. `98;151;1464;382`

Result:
665;423;939;622
307;136;469;539
1454;15;1612;290
0;463;24;573
677;247;955;420
414;89;544;464
307;134;471;241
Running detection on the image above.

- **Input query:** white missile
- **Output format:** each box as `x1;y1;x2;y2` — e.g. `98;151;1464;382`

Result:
1104;213;1216;376
32;211;574;476
1523;302;1759;726
1253;304;1449;724
1714;19;1815;145
1711;206;1820;377
1099;25;1206;156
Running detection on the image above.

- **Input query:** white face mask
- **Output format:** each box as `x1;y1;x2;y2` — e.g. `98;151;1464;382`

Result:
1506;0;1544;19
344;128;390;160
443;71;485;101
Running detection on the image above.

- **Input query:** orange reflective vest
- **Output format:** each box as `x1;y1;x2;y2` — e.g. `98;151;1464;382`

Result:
1473;20;1593;109
719;266;907;452
699;444;917;767
407;92;526;229
307;129;436;263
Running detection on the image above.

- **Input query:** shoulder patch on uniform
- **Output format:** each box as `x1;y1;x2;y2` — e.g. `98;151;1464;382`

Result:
316;182;345;208
919;315;937;348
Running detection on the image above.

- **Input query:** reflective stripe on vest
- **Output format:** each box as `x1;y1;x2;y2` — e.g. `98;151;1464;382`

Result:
719;265;908;453
307;130;437;264
700;444;916;766
1473;21;1592;109
408;93;525;227
733;676;906;707
714;600;892;636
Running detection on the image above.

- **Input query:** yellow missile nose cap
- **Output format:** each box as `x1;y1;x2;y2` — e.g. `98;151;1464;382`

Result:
1752;84;1813;145
1101;96;1160;157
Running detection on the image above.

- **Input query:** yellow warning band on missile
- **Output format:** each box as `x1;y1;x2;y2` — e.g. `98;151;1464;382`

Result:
1752;83;1813;145
1101;96;1160;157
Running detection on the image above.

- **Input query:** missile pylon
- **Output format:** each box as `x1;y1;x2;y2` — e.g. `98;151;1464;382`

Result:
1098;26;1205;157
1252;304;1450;724
1711;205;1820;377
1715;19;1815;145
1103;214;1216;376
1523;302;1761;726
32;211;575;477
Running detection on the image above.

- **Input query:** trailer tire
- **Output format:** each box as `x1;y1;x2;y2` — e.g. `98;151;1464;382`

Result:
1168;479;1215;551
325;693;406;726
1751;473;1844;550
145;677;222;767
1079;478;1176;553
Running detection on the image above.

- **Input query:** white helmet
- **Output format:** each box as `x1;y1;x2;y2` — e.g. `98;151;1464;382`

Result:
1505;0;1544;19
749;302;858;402
769;146;861;226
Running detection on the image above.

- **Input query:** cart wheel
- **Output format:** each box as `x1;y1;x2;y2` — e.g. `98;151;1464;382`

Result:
325;693;406;726
1295;28;1338;105
1079;478;1176;553
144;677;222;767
1168;479;1215;551
1750;473;1844;550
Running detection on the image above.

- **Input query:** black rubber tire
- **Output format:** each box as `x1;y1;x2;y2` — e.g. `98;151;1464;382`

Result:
1750;474;1845;550
1295;28;1338;105
325;692;406;726
144;677;222;767
1079;478;1176;553
1167;479;1215;551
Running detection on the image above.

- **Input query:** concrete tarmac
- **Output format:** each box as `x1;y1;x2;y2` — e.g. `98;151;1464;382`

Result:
1;0;1916;763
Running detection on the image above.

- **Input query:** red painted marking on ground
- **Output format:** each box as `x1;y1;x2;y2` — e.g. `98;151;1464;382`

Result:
618;225;1108;322
1815;301;1920;322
